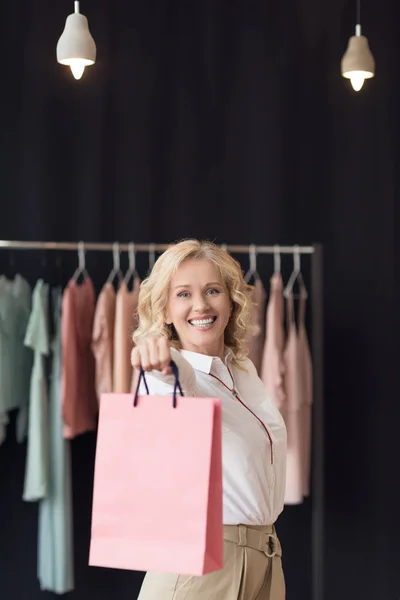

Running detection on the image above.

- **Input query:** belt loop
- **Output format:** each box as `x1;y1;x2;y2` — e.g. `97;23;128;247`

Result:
238;524;247;547
265;534;277;558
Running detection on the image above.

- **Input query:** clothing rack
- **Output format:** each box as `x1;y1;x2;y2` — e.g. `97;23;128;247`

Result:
0;240;315;254
0;239;324;600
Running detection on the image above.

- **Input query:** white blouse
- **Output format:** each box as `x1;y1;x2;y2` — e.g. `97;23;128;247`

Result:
140;347;287;526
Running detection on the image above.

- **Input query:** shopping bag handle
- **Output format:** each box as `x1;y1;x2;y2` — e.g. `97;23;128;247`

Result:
133;360;184;409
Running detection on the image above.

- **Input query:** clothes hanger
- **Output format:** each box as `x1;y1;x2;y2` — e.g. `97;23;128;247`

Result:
283;245;308;299
0;252;15;286
106;241;123;285
244;244;260;283
39;250;48;281
53;252;64;288
124;242;139;287
7;250;16;281
147;243;156;275
72;241;88;282
273;244;281;275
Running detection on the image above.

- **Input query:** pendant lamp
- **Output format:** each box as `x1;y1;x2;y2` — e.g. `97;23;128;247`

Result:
341;0;375;91
57;1;96;80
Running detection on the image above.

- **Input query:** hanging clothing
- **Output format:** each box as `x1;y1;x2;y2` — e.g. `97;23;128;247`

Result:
38;287;74;594
282;285;313;504
23;279;50;501
113;277;140;393
61;277;97;439
0;274;32;444
92;282;117;400
260;274;286;410
0;279;6;444
0;412;8;446
297;288;313;498
246;278;266;374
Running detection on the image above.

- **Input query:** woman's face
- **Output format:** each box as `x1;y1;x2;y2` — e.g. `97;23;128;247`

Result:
166;259;232;359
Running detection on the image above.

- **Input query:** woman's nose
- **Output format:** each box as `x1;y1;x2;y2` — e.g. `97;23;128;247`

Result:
193;294;210;311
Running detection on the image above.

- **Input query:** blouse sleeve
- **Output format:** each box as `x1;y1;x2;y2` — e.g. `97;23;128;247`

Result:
138;347;197;397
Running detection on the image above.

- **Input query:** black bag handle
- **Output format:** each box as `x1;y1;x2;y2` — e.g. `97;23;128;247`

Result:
133;360;184;409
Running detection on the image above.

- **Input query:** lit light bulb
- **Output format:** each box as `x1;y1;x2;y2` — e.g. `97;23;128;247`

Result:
69;58;88;79
58;56;94;79
349;71;366;91
341;24;375;93
57;2;96;80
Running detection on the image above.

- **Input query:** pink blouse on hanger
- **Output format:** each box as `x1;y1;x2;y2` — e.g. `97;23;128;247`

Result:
260;274;286;410
282;283;313;504
246;278;266;374
62;278;97;439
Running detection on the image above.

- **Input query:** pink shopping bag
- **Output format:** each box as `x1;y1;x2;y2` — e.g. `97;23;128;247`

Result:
89;362;223;576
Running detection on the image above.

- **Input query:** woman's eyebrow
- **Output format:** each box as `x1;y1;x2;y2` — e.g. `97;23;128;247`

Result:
173;281;222;290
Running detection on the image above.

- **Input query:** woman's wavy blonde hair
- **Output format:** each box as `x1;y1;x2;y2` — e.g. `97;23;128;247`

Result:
133;239;255;365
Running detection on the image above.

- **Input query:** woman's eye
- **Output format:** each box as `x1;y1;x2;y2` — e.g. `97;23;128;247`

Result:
178;289;220;298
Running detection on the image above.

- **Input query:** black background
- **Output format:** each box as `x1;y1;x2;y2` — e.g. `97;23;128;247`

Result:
0;1;399;599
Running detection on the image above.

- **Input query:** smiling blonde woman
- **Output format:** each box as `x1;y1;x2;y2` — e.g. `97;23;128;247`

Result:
131;239;287;600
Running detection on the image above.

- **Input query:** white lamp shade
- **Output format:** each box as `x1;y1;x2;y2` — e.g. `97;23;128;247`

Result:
341;35;375;81
57;13;96;68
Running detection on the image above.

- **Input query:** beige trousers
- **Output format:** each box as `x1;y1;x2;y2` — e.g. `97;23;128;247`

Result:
137;524;285;600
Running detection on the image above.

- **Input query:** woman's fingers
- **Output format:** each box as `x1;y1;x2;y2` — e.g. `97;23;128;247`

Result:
159;338;172;374
131;337;172;374
131;346;141;370
148;337;161;371
139;343;151;371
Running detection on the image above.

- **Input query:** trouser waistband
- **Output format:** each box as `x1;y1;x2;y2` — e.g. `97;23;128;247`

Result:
223;524;282;558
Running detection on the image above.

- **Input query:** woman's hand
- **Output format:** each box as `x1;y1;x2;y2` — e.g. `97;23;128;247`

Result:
131;337;173;375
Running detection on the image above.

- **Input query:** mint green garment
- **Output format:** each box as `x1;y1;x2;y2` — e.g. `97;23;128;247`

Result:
23;279;50;501
0;274;32;444
38;287;74;594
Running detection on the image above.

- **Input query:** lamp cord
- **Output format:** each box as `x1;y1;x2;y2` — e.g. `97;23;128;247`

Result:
356;0;361;24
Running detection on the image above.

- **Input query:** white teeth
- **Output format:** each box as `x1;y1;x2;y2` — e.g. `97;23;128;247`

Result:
189;318;215;327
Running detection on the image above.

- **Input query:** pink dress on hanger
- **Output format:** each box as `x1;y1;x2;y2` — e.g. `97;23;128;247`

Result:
113;277;140;393
246;278;267;374
297;288;313;497
260;274;286;410
91;282;116;401
61;278;97;439
282;283;313;504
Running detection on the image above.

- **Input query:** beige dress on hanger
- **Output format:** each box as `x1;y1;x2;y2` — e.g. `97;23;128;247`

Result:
113;277;140;393
91;282;117;401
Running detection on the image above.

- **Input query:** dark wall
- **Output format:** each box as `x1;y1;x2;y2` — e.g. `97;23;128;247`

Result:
1;1;399;599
